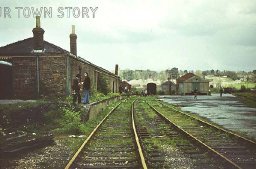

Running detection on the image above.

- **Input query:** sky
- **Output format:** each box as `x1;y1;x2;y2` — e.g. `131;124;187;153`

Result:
0;0;256;72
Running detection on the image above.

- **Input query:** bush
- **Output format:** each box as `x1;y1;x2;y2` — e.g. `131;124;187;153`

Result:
241;85;246;92
157;90;165;95
59;108;84;134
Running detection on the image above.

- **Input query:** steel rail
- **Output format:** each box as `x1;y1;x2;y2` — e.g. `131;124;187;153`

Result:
65;101;122;169
160;101;256;147
131;100;148;169
148;103;243;169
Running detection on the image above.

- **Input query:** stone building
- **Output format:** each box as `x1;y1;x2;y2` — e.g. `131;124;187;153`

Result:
161;81;176;95
176;73;209;95
0;17;120;99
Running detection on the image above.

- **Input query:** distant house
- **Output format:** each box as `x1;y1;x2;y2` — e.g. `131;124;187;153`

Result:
161;81;176;95
177;73;209;95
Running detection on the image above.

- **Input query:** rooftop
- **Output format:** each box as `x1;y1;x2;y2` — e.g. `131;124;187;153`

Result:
0;38;70;56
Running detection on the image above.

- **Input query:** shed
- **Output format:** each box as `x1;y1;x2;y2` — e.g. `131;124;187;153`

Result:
161;81;176;95
177;73;209;95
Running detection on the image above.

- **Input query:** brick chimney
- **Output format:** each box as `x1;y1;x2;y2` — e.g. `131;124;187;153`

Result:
32;16;45;50
70;25;77;56
115;64;119;75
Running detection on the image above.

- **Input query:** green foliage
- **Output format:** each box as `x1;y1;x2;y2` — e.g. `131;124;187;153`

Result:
240;85;246;92
91;89;106;102
120;69;161;81
157;90;165;95
91;90;120;102
97;74;110;95
59;108;84;134
55;92;120;134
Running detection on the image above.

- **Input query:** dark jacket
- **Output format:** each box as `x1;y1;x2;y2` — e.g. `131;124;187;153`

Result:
72;78;80;92
83;77;91;90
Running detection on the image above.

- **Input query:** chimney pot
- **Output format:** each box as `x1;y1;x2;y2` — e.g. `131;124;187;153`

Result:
72;25;75;34
33;16;44;50
36;16;41;28
115;64;119;75
70;25;77;56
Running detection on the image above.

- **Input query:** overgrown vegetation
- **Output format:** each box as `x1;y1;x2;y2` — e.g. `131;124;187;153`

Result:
50;92;121;135
233;91;256;108
97;74;110;95
90;90;120;103
0;91;121;136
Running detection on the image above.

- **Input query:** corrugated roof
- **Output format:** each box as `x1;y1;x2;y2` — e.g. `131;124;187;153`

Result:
0;37;70;56
177;73;195;82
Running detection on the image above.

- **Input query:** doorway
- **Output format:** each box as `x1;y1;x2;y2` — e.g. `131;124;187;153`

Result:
0;61;13;99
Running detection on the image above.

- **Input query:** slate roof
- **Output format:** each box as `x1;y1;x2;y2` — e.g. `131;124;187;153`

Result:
0;37;119;77
0;37;70;56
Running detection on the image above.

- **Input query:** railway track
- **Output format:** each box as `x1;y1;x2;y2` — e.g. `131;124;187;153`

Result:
65;96;255;169
147;98;256;169
65;99;146;169
134;99;231;169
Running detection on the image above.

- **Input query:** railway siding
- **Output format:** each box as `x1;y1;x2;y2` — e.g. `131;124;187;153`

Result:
147;98;256;169
134;99;228;169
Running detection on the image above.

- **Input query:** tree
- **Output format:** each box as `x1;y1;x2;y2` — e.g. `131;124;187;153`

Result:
226;71;238;80
202;71;208;76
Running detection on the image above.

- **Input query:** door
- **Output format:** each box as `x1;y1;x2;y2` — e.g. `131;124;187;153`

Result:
0;61;13;99
192;82;200;92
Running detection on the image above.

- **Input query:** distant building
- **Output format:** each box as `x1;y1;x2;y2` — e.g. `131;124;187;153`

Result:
0;17;120;99
119;81;131;93
147;83;157;95
161;81;176;95
177;73;209;95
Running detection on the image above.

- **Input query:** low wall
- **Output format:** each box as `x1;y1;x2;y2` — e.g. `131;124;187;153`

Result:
82;96;122;122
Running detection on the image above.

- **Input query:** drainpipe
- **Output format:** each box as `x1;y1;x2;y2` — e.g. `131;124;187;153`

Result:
32;16;44;98
66;54;71;95
36;54;40;97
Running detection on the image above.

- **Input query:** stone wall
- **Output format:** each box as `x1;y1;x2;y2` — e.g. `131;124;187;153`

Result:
1;54;120;99
69;56;120;95
39;55;67;97
12;57;37;99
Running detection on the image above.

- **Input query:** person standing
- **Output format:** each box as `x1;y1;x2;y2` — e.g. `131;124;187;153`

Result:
194;88;198;99
220;87;223;97
72;74;81;104
82;72;91;104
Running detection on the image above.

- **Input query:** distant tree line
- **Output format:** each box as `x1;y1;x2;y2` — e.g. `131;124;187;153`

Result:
120;69;256;83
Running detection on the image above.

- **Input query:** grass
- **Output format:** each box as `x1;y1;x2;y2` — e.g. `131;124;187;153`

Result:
233;91;256;108
90;91;120;103
229;82;256;89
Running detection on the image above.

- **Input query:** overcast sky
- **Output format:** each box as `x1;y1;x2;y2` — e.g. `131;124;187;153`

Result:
0;0;256;72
